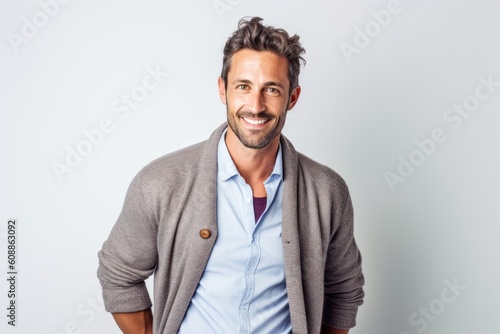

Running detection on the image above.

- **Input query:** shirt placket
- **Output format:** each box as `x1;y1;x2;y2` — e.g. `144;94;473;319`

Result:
237;178;256;334
237;175;281;333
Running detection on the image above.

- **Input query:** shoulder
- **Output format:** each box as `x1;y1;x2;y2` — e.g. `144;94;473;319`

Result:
126;123;225;203
140;141;207;182
121;141;206;201
121;140;212;220
295;150;350;199
297;152;347;184
281;133;350;201
281;134;347;187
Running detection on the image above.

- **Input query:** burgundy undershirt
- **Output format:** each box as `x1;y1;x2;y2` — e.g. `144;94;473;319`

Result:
253;196;267;223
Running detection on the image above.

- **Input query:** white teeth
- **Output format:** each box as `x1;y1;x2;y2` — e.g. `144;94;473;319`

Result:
243;117;268;125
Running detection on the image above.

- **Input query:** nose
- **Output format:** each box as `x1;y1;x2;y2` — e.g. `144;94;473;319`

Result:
247;91;265;114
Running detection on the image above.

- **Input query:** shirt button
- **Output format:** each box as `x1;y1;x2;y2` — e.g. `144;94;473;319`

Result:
199;229;211;239
246;197;252;203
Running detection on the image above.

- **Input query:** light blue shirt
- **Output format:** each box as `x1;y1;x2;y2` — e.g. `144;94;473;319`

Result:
178;131;291;333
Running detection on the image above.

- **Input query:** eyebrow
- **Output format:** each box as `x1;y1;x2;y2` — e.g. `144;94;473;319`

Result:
231;79;286;90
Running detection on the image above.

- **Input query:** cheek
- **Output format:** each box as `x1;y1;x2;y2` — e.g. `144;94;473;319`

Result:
227;94;246;108
270;99;289;112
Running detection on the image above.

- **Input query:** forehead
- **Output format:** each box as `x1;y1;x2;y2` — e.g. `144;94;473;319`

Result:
228;49;289;82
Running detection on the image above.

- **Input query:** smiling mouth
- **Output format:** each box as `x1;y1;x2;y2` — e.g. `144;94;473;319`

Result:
241;117;270;125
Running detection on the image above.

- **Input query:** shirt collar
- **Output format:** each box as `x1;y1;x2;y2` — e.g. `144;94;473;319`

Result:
218;129;283;183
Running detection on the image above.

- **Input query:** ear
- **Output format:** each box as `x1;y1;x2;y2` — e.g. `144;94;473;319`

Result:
287;85;301;111
218;76;227;105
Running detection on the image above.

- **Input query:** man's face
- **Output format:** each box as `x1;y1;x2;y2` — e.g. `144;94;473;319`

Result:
218;49;300;149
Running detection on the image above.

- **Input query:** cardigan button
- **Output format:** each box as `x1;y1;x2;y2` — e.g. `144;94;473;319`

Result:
199;229;211;239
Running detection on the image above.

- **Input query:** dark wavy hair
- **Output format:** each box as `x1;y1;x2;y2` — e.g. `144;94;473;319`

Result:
221;17;306;92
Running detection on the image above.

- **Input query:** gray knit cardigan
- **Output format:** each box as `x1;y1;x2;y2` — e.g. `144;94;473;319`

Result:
97;123;364;333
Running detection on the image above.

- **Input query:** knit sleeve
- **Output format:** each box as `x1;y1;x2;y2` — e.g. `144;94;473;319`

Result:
97;170;158;313
322;188;365;329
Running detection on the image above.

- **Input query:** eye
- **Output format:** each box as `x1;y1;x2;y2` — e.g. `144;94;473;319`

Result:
236;84;249;90
265;87;280;95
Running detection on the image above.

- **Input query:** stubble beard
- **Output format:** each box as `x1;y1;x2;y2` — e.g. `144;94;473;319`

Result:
226;107;287;149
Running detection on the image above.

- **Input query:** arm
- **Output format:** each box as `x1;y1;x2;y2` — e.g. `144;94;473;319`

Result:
112;308;153;334
323;188;364;329
97;171;158;327
321;324;349;334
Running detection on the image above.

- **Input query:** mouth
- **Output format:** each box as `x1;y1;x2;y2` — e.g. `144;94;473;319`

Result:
241;117;271;126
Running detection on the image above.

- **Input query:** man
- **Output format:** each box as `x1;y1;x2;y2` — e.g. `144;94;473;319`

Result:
98;17;364;334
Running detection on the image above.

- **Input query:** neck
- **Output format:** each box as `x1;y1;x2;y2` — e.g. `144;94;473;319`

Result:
225;128;279;195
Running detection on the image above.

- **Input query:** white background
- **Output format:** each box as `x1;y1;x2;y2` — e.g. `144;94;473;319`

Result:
1;0;499;333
